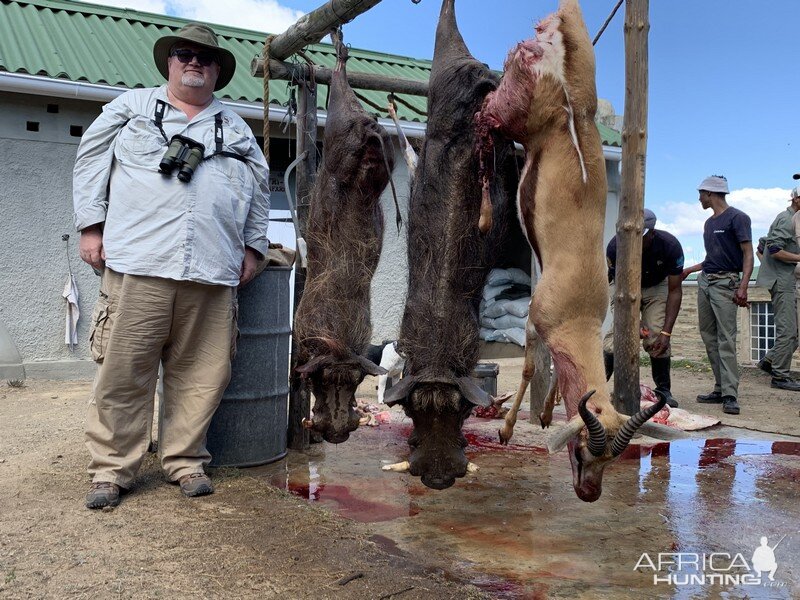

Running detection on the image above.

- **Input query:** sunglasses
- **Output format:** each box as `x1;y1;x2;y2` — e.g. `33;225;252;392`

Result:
170;48;219;67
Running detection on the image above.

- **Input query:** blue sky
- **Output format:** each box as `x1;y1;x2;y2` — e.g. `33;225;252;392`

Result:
79;0;800;264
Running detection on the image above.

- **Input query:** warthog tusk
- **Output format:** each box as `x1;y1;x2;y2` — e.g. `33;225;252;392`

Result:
301;418;314;429
382;461;410;472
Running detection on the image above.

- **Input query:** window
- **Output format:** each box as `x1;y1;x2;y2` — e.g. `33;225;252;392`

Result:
750;301;774;361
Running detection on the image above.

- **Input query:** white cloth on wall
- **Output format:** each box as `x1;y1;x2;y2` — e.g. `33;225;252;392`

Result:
62;274;80;350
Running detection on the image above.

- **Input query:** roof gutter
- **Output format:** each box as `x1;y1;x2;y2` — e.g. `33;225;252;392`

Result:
0;71;621;159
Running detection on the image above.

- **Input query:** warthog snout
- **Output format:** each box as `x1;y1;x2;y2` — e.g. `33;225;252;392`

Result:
297;354;386;445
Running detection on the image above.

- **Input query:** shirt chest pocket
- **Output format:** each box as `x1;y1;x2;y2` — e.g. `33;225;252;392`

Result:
206;125;253;196
114;117;165;169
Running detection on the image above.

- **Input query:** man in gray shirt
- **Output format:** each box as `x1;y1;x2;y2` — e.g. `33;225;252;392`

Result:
73;23;269;508
755;187;800;390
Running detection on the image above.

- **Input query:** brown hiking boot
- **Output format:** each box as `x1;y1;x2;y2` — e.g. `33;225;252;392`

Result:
85;481;121;509
179;473;214;497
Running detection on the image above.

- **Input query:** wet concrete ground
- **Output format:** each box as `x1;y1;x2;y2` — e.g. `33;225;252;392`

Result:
250;410;800;599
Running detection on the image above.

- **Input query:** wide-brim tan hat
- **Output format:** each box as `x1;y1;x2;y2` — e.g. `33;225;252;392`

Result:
153;23;236;91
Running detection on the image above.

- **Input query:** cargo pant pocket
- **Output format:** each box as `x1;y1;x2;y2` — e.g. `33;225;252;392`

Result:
89;293;113;363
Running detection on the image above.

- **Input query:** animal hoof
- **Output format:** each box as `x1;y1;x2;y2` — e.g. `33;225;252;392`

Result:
539;412;552;429
498;428;511;445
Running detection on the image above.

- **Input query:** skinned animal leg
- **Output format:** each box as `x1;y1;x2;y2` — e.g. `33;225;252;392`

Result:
377;373;388;404
499;313;537;444
539;370;558;428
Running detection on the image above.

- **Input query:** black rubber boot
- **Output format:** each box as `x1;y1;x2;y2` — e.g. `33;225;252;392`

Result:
603;352;614;382
651;356;678;407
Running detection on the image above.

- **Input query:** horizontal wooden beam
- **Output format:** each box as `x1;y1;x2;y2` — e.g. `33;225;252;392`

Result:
251;57;429;97
268;0;384;61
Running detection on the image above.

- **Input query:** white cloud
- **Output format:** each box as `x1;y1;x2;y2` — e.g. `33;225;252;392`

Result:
78;0;168;13
657;187;793;265
658;187;792;239
77;0;304;34
171;0;304;34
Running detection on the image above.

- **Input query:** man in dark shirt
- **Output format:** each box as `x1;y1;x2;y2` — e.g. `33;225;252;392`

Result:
604;209;684;407
682;175;754;415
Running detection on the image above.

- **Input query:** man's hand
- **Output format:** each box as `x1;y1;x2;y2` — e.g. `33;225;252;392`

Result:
79;225;105;271
650;333;671;358
240;247;259;285
733;284;748;307
680;268;692;281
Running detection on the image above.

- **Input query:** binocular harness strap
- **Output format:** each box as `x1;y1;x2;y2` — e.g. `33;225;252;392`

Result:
207;113;248;164
153;100;169;143
152;100;247;164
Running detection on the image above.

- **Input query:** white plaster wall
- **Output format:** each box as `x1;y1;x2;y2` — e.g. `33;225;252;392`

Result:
0;136;98;371
370;139;411;344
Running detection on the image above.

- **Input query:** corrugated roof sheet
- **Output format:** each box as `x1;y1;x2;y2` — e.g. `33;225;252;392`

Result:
0;0;621;145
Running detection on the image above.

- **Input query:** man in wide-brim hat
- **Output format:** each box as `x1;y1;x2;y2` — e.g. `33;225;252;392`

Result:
153;22;236;92
73;22;270;510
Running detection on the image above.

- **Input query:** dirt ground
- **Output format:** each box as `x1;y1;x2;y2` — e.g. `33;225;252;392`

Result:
1;360;798;599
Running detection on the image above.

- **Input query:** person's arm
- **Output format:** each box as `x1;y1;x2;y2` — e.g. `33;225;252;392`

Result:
241;133;271;284
73;93;133;269
681;262;703;281
771;249;800;263
650;274;682;357
734;241;754;307
764;215;800;263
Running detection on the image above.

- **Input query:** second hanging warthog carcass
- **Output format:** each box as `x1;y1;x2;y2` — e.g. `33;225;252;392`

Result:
384;0;515;490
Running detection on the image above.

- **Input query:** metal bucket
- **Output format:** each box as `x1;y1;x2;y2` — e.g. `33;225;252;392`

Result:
206;266;292;467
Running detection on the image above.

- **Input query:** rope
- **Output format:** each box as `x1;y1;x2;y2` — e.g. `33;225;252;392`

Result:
262;34;276;162
593;0;624;46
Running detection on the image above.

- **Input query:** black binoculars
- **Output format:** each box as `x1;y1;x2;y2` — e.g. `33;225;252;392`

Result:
159;135;206;183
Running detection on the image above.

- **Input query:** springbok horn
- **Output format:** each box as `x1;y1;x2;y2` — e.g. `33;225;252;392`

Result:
610;390;668;456
577;390;605;457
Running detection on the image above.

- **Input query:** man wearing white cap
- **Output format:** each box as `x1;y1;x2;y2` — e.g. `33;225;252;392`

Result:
755;187;800;390
682;175;753;415
604;209;685;407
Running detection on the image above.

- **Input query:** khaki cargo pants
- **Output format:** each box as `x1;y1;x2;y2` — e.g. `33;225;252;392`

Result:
86;268;237;488
603;281;670;358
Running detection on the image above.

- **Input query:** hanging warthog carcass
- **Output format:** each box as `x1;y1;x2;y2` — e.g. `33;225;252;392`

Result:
293;33;397;444
474;0;666;502
383;0;514;490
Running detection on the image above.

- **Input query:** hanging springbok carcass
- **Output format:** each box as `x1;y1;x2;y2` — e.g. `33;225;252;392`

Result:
293;33;397;444
475;0;666;501
383;0;514;490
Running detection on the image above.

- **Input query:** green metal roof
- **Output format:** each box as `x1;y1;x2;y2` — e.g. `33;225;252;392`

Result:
0;0;621;145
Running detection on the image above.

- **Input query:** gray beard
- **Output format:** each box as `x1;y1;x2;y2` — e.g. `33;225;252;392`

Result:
181;73;205;88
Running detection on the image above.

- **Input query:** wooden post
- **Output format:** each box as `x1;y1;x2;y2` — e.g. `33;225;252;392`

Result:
613;0;649;416
268;0;383;60
287;80;319;450
251;58;430;97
